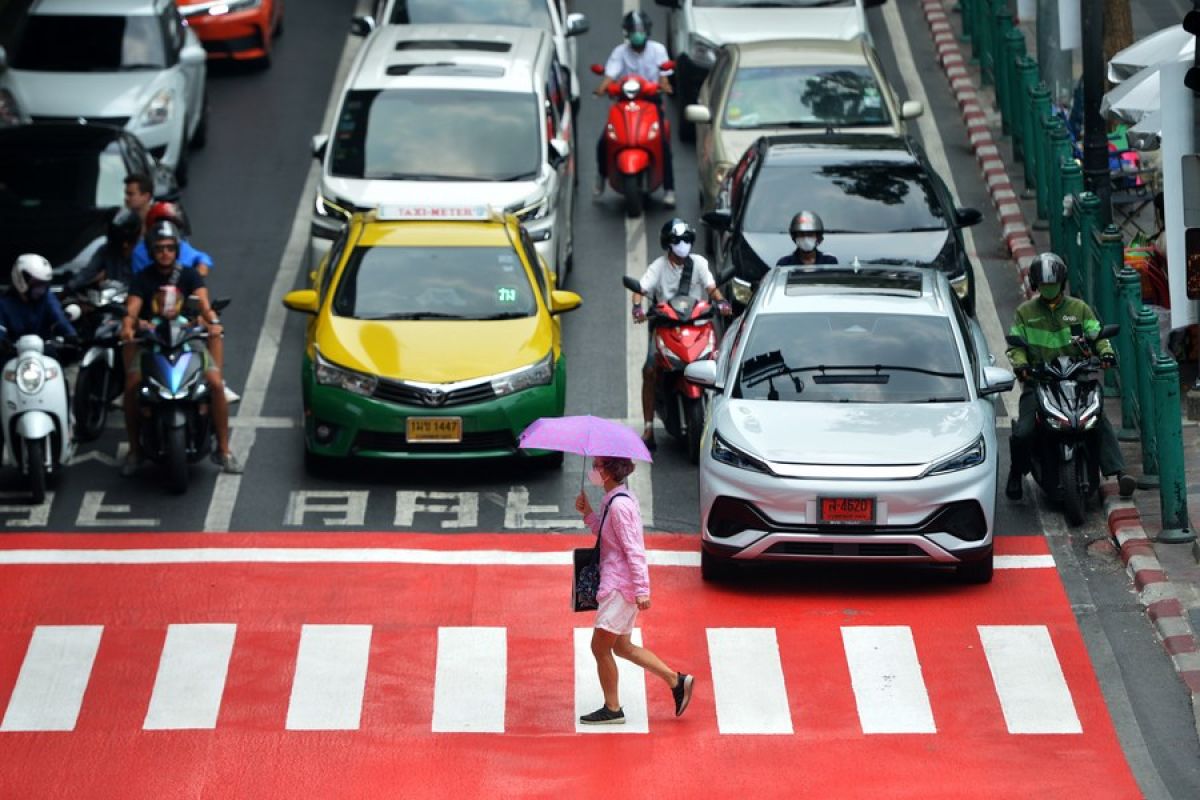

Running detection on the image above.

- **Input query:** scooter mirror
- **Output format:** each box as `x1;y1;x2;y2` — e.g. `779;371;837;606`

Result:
622;276;642;293
64;304;82;322
1097;323;1120;340
684;360;719;389
590;64;604;76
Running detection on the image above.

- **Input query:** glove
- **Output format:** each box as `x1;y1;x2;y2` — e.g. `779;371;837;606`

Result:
1015;366;1031;382
717;301;732;317
1101;353;1117;368
632;305;646;323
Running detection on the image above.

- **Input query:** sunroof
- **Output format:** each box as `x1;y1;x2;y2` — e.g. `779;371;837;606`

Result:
784;266;924;295
386;63;506;77
395;40;511;53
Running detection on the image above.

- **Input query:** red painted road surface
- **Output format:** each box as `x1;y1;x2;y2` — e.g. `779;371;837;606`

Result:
0;533;1140;799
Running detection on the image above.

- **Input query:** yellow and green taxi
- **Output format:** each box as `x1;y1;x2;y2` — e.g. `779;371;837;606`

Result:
282;205;581;468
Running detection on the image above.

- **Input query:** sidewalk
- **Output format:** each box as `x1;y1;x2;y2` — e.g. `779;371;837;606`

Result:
915;0;1200;736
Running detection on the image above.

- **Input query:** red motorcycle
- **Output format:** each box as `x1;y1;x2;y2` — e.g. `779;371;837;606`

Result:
592;62;673;217
623;275;716;463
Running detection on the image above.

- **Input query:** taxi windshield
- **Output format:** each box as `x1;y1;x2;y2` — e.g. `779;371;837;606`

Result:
332;245;538;321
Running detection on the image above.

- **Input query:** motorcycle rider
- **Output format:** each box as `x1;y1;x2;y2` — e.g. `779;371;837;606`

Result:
0;254;78;352
119;220;242;476
69;209;141;290
776;211;837;266
594;10;675;208
130;202;214;277
1005;252;1134;500
632;218;731;449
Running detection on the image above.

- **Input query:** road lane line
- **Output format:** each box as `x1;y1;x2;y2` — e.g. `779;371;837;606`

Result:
1;625;102;732
706;627;793;734
841;626;936;734
575;626;648;732
979;625;1082;734
432;627;506;733
143;623;236;730
880;1;1017;421
286;624;373;730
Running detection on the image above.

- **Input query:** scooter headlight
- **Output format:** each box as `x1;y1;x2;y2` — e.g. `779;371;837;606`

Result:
12;358;44;394
621;79;640;100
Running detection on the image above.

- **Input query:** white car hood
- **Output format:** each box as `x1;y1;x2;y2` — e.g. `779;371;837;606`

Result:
5;69;165;118
717;400;983;466
322;174;544;213
692;6;864;45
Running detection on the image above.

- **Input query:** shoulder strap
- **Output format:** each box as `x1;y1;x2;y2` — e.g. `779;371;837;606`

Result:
593;491;632;553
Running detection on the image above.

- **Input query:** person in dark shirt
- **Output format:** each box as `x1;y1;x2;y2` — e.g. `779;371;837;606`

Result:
776;210;837;267
119;220;242;476
69;209;141;290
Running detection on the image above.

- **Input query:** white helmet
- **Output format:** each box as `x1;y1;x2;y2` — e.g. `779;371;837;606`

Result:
12;254;53;298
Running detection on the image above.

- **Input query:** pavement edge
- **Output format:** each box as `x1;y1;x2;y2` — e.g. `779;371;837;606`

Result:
918;0;1200;739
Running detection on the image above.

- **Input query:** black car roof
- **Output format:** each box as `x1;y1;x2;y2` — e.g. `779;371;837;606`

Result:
757;133;922;165
0;122;128;151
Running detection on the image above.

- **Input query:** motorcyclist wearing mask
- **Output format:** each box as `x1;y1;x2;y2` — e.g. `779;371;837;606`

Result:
632;218;731;449
69;209;141;290
0;254;78;348
777;211;837;266
1004;252;1134;500
119;220;242;477
594;10;676;208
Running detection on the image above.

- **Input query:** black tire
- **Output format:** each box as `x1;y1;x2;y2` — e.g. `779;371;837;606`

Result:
701;548;734;582
191;92;209;149
685;397;704;464
956;548;994;584
165;425;188;494
72;361;109;443
25;437;45;505
1060;457;1085;526
621;172;643;218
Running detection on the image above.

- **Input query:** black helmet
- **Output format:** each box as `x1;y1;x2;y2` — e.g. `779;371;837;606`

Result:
1027;252;1067;289
144;218;181;253
622;10;651;47
788;210;824;239
660;217;696;250
107;208;141;246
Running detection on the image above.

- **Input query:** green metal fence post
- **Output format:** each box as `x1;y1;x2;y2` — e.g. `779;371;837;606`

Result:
1097;225;1124;396
980;0;995;85
961;0;974;47
1074;193;1101;304
968;0;982;63
1034;108;1056;226
992;6;1014;132
1014;55;1037;164
1026;81;1050;200
1059;164;1083;275
1115;267;1141;440
1047;123;1071;253
1134;307;1161;488
1000;23;1025;136
1152;355;1194;542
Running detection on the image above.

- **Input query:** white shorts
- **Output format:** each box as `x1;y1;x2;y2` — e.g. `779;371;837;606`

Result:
594;592;639;636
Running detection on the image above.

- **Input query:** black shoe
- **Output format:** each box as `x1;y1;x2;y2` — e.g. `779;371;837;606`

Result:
642;431;657;452
672;673;694;717
579;706;625;725
1005;469;1023;500
1117;472;1136;498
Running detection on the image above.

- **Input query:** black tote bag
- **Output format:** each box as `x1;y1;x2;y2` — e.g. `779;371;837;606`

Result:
572;492;629;612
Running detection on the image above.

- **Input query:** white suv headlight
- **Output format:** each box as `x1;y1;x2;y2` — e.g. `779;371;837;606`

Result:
491;352;554;397
925;435;986;476
139;89;175;127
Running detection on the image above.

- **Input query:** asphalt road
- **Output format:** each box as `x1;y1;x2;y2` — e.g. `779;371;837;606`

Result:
0;0;1198;795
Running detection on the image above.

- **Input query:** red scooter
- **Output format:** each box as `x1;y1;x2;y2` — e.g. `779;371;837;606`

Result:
592;62;673;218
623;275;716;463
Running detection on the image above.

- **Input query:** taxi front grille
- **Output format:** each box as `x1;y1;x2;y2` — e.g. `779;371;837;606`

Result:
353;430;516;454
373;379;495;408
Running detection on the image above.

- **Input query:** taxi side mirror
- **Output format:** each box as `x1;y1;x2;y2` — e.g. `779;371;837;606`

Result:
549;290;582;315
283;289;320;315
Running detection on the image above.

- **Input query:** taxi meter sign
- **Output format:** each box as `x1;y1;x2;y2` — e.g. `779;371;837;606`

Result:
377;205;494;221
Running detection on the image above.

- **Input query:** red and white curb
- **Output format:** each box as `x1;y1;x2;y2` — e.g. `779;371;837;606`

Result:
920;0;1037;298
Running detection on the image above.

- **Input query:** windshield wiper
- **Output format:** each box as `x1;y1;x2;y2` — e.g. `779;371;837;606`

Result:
119;63;163;71
918;396;967;403
359;312;464;320
493;171;538;182
884;226;946;233
473;311;533;320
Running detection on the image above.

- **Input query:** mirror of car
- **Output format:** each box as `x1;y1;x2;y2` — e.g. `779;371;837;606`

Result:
350;14;375;36
979;365;1016;396
311;134;328;162
901;100;924;120
685;105;712;124
566;13;589;37
684;360;719;389
549;290;582;315
955;207;983;227
283;289;320;315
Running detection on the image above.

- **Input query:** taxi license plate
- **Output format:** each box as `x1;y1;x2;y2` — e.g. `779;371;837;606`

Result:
819;497;875;524
406;417;463;443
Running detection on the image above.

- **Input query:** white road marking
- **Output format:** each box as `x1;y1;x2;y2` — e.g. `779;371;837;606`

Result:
979;625;1082;734
75;491;160;528
284;490;370;526
432;627;506;733
706;627;793;734
575;626;648;733
503;486;583;530
1;625;102;731
395;491;480;528
842;626;936;734
0;491;52;527
143;623;236;730
285;624;373;731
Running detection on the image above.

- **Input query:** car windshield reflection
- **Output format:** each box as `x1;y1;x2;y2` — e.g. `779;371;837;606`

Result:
724;66;891;130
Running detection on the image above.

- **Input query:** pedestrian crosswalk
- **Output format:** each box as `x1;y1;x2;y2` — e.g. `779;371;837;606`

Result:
0;621;1083;736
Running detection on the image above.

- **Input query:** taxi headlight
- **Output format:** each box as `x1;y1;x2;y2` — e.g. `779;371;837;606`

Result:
513;197;550;222
315;350;377;397
12;358;44;394
731;277;753;305
951;273;969;299
925;436;986;477
491;352;554;397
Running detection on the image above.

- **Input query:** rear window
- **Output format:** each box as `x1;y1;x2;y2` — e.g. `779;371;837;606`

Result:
332;246;538;321
387;0;553;30
724;65;890;130
0;140;126;210
744;161;947;235
12;15;167;71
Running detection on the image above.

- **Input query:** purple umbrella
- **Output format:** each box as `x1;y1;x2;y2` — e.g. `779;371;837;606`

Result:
519;415;653;464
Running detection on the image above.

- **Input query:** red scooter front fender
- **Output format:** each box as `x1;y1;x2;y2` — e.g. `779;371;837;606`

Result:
617;148;650;176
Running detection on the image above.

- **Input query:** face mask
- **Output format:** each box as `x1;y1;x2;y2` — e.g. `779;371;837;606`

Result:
27;286;46;301
629;32;647;49
588;467;606;487
670;241;692;259
1039;283;1062;301
794;236;817;253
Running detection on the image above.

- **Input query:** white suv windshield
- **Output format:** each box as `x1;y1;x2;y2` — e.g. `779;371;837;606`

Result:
735;312;967;403
387;0;552;30
12;15;167;71
330;89;541;181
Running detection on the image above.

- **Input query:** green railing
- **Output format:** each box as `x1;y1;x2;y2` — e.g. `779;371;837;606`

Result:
958;0;1192;540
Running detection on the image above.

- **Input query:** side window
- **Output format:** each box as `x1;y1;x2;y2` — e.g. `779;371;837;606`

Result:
951;295;980;380
519;227;549;299
547;56;567;120
729;147;759;218
707;50;731;104
161;7;183;59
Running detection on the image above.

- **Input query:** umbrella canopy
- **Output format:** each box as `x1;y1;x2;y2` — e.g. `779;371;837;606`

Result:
1101;62;1160;125
1108;24;1193;84
1128;109;1161;152
519;415;653;462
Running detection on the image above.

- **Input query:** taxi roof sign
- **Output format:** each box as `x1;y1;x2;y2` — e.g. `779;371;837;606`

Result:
375;205;498;222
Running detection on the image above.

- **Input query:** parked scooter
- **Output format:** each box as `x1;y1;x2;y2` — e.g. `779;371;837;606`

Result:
622;275;716;462
1005;323;1119;526
592;62;674;217
70;280;128;442
0;332;78;503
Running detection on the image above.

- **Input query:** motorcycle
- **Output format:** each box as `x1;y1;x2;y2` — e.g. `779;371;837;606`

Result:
0;332;79;503
623;275;717;463
591;62;674;218
132;299;228;494
1005;323;1119;526
69;280;128;442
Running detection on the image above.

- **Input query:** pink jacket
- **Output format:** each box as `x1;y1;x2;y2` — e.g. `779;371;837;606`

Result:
584;487;649;603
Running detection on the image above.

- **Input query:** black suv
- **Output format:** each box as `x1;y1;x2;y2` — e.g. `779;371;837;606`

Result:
703;134;982;315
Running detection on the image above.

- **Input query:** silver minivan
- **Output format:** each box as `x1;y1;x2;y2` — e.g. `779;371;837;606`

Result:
311;25;576;281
